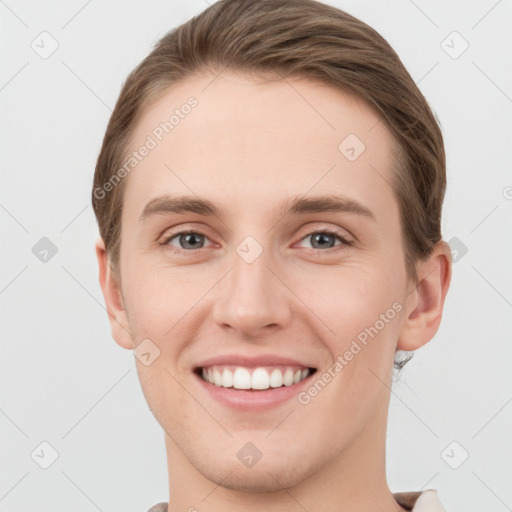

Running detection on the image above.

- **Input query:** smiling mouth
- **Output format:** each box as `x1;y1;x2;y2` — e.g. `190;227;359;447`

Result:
194;365;317;391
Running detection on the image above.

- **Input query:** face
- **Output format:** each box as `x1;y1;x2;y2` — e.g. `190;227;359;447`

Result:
111;71;416;491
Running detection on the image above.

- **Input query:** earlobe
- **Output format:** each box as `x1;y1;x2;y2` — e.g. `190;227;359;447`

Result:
397;241;452;352
95;236;133;350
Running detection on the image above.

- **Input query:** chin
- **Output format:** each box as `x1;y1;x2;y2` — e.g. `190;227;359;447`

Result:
201;460;311;493
186;443;323;494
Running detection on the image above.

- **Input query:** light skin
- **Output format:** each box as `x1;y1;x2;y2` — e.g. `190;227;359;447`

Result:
96;70;451;512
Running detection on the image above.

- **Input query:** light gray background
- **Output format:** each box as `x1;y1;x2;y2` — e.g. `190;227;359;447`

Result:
1;1;511;511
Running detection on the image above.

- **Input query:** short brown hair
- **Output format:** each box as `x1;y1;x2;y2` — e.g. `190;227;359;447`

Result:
92;0;446;288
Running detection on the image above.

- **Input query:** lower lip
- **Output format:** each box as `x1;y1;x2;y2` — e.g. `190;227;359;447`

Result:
193;371;315;411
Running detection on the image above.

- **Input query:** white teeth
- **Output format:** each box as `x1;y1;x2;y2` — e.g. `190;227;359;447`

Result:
233;367;252;389
269;368;283;388
251;368;269;389
283;368;294;386
222;368;233;388
200;365;311;390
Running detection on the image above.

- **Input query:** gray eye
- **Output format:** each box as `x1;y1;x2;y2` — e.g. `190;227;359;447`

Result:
309;232;337;249
178;232;205;250
164;229;215;252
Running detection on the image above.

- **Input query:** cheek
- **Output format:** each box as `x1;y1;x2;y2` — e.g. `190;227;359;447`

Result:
124;268;203;426
122;246;405;360
298;264;404;401
121;261;206;340
288;262;403;344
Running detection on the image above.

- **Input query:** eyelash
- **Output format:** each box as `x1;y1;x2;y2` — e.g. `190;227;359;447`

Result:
160;227;353;255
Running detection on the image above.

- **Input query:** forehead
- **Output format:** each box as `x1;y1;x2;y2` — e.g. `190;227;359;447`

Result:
122;70;398;223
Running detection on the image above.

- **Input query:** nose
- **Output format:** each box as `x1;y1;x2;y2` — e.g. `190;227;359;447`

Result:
211;245;292;338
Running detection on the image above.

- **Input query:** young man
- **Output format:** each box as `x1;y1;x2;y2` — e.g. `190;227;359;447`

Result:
92;1;452;510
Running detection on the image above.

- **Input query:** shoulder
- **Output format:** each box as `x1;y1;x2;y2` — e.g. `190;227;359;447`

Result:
393;489;447;511
148;492;448;512
146;503;168;512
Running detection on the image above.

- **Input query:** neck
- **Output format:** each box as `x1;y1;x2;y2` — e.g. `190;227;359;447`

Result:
164;399;405;512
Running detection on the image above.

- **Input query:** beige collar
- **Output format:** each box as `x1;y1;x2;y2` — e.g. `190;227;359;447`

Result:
148;489;447;512
393;490;447;511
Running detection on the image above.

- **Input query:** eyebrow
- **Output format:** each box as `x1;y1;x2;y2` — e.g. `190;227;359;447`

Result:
138;193;376;222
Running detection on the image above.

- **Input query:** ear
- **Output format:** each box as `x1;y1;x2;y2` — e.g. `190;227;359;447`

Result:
397;240;452;351
95;236;133;350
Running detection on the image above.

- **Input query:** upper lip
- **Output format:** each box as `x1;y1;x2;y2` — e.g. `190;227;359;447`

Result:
195;354;316;369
